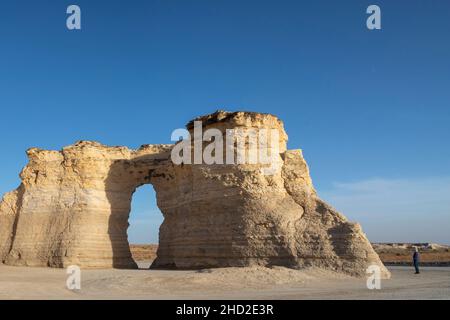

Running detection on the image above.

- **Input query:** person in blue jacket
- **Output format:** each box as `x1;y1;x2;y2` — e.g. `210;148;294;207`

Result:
413;247;420;274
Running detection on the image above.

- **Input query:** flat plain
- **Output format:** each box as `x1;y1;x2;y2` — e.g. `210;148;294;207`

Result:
0;263;448;300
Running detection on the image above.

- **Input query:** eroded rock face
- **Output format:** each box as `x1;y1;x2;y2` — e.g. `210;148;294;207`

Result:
0;111;390;277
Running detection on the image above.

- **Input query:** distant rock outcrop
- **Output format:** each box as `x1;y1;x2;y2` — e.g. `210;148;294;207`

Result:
0;111;390;277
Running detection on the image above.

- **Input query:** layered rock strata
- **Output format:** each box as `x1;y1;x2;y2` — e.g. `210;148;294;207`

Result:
0;111;390;277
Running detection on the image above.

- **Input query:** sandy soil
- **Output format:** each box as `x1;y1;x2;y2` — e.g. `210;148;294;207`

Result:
0;262;448;300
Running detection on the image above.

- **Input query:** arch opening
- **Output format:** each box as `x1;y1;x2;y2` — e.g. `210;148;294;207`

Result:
128;184;163;269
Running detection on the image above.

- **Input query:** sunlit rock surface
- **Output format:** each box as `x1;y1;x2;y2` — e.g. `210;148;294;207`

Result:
0;111;389;277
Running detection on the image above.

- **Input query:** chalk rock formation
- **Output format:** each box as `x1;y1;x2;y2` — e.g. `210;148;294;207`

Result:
0;111;389;277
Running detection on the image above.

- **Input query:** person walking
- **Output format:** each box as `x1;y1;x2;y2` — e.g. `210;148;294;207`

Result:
413;247;420;274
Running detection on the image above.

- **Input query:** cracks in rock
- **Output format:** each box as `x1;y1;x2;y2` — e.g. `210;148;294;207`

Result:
4;185;25;263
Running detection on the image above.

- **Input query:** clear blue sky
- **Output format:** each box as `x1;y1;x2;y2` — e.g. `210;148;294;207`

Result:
0;1;449;244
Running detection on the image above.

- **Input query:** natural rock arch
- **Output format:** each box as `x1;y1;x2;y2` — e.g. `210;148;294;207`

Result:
0;111;390;277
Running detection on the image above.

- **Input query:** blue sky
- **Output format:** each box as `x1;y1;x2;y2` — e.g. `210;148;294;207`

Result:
0;1;449;244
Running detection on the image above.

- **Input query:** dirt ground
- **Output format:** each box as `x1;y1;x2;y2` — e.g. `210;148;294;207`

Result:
0;262;448;300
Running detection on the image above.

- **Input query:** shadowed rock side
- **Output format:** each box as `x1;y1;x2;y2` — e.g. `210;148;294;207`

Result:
0;111;389;278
